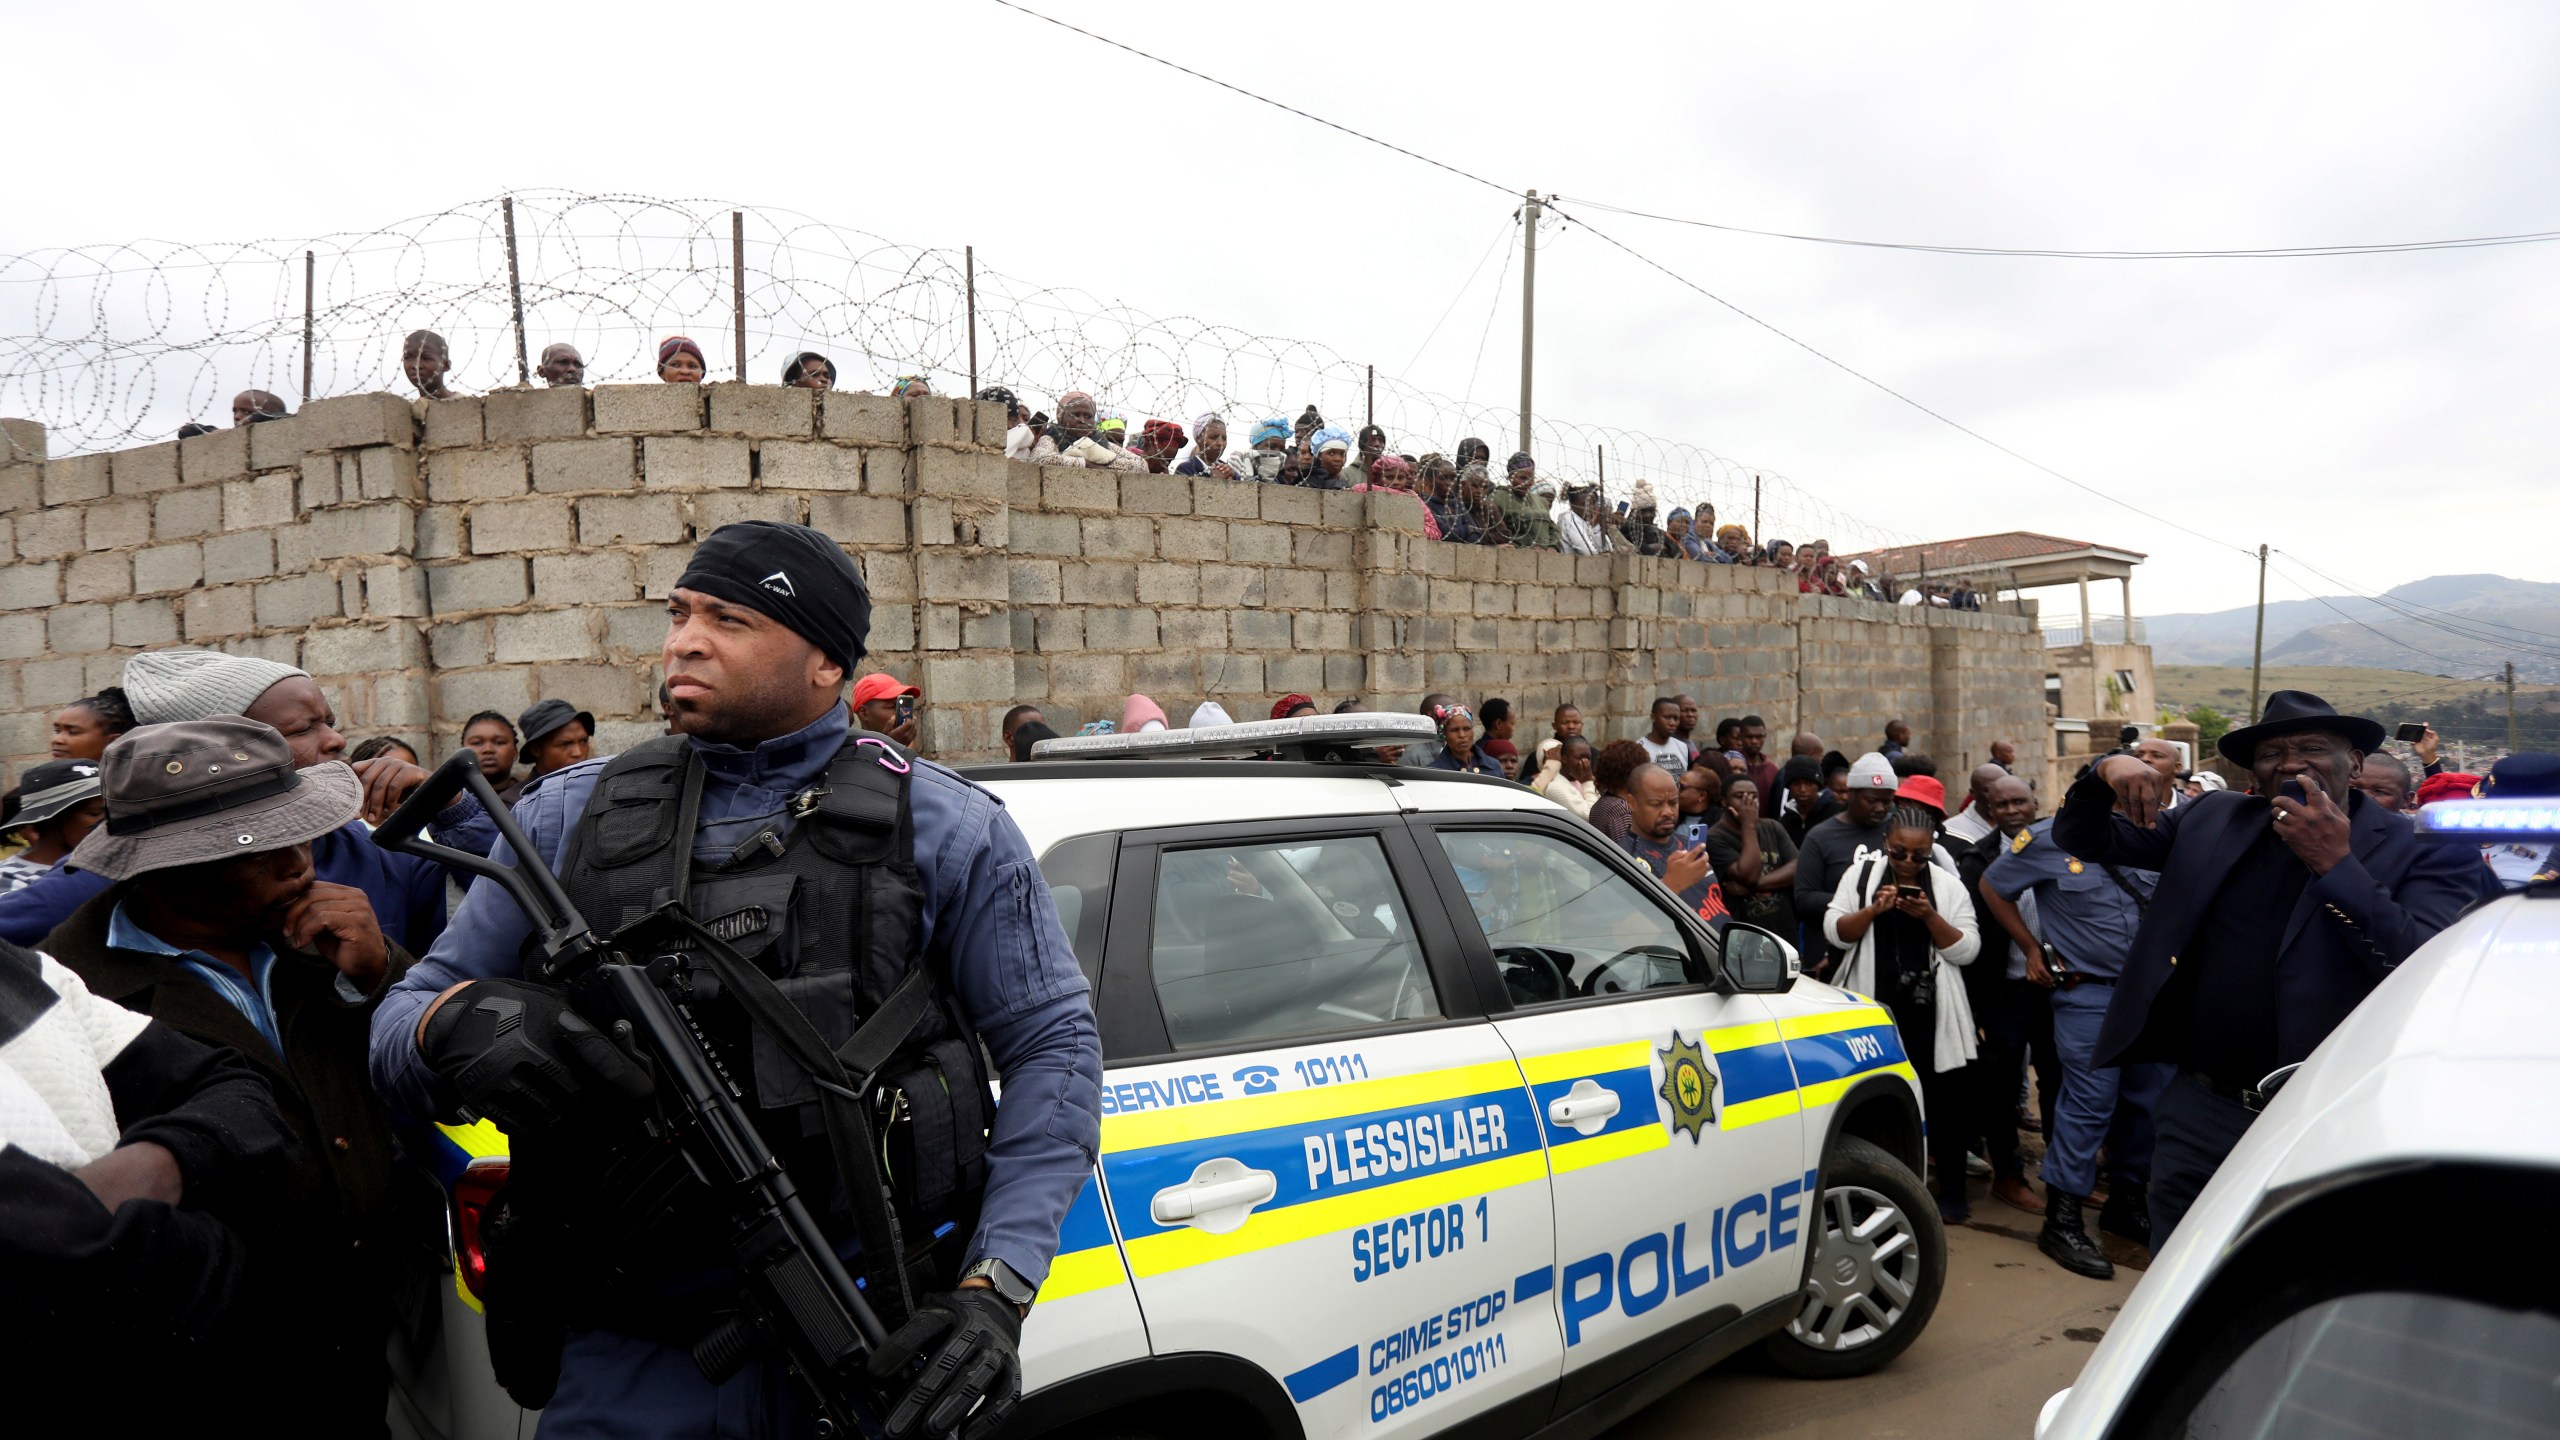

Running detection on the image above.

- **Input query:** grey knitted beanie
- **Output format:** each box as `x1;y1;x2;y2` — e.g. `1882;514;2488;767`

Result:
121;649;310;724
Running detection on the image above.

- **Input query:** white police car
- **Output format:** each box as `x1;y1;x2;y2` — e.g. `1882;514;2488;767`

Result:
2034;796;2560;1439
402;714;1948;1440
992;714;1944;1440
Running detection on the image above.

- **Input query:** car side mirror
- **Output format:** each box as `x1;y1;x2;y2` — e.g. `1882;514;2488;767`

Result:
1722;923;1799;994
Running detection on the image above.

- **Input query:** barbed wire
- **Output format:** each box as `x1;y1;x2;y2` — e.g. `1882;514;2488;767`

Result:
0;190;1916;552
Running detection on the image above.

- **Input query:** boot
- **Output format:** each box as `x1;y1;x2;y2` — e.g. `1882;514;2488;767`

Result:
1992;1173;2045;1216
2100;1184;2152;1248
2038;1191;2115;1280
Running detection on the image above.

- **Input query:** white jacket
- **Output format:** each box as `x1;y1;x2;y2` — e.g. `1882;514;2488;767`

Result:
1824;858;1981;1074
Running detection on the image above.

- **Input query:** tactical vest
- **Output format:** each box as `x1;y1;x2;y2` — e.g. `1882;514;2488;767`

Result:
494;732;991;1373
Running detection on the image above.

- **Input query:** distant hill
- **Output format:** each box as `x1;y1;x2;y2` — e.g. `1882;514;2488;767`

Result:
2143;574;2560;683
2156;664;2560;752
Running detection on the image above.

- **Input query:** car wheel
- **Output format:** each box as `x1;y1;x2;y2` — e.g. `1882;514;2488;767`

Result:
1761;1136;1946;1378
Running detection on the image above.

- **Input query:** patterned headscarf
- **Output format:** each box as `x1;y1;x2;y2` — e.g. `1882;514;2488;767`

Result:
1249;418;1290;445
1140;419;1187;455
1311;426;1354;454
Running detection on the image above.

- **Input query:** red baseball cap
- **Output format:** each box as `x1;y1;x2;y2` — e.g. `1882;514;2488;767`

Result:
1893;775;1947;814
851;673;920;709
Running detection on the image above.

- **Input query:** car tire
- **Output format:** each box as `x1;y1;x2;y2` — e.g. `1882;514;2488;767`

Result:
1760;1136;1946;1378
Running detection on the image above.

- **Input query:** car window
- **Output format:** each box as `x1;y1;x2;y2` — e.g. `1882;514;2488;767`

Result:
1148;834;1441;1048
1432;829;1699;1006
1036;833;1116;987
2175;1290;2560;1437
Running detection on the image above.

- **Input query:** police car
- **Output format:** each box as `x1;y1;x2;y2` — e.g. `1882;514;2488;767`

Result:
403;714;1947;1440
2033;796;2560;1439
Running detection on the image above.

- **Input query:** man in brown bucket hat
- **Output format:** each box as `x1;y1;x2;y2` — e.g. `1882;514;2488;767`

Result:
41;716;412;1435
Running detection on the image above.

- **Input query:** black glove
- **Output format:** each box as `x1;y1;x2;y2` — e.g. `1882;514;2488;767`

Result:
866;1286;1023;1440
420;979;652;1133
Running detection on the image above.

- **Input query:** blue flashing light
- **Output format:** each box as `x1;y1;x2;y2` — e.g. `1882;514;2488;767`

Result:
2416;798;2560;840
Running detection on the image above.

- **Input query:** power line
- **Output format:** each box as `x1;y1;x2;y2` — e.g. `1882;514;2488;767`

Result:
2266;554;2560;660
987;0;2558;266
2268;550;2560;647
1402;216;1513;374
986;0;1515;199
984;0;2266;562
1542;203;2257;559
1552;195;2560;262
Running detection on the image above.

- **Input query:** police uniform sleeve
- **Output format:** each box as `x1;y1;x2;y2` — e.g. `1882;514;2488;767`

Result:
1983;825;2063;903
367;765;597;1125
909;767;1104;1292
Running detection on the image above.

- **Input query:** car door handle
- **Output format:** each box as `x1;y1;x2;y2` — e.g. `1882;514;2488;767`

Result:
1151;1158;1278;1233
1549;1079;1621;1135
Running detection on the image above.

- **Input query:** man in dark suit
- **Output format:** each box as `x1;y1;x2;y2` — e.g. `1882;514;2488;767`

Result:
2055;690;2480;1248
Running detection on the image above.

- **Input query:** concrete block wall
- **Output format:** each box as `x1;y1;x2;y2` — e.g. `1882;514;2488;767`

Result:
0;395;2049;772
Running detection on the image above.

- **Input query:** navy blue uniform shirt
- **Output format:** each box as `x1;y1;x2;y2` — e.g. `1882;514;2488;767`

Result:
1983;819;2156;979
369;701;1104;1288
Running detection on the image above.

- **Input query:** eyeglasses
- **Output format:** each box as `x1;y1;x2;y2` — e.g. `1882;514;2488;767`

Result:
1883;846;1930;862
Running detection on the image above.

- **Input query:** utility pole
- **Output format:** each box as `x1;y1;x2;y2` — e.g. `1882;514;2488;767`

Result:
2248;543;2269;724
2507;660;2519;753
1517;189;1541;457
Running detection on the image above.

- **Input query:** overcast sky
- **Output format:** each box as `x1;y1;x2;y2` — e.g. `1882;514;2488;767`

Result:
7;0;2555;614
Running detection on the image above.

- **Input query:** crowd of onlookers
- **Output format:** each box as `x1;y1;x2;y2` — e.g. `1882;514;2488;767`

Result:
170;332;1988;601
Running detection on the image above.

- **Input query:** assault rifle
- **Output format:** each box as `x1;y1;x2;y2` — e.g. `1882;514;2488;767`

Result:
377;750;890;1435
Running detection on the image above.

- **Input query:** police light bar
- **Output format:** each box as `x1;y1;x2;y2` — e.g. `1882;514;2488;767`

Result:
2416;797;2560;841
1030;712;1438;763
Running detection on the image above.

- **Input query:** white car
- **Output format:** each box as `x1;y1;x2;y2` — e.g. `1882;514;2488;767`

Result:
2035;796;2560;1439
400;714;1951;1440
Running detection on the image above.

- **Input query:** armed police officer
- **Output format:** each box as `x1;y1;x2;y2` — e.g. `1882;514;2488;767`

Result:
369;521;1104;1439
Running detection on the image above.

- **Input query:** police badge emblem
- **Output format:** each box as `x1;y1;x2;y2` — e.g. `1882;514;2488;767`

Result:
1659;1032;1717;1141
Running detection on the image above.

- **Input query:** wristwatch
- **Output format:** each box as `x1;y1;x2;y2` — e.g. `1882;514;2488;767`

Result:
964;1256;1038;1310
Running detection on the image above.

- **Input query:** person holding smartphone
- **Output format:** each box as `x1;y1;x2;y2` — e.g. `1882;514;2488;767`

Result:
1826;802;1981;1222
852;672;923;750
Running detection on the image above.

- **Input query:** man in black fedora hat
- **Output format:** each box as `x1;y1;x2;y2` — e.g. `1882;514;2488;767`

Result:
2055;690;2480;1247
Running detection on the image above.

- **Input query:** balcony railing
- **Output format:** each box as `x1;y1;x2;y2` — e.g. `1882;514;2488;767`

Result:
2044;618;2147;647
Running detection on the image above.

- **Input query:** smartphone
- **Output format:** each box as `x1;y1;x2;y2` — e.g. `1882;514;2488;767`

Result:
896;695;916;725
1894;883;1927;900
2395;722;2428;743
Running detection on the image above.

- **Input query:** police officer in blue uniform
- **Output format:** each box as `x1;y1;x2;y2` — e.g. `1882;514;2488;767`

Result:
1981;817;2170;1281
368;521;1104;1439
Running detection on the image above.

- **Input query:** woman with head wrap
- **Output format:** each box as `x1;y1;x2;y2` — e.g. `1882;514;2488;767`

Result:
1271;693;1318;721
1224;418;1291;482
1765;538;1796;573
1424;704;1508;779
888;374;932;400
1174;413;1238;480
657;336;707;383
1120;694;1169;734
1349;455;1441;539
1664;507;1709;560
1030;390;1144;471
1303;427;1356;489
1716;523;1754;563
1136;419;1188;474
1456;461;1511;546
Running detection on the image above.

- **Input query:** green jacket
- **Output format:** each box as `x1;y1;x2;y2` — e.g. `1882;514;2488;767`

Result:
1492;486;1558;549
